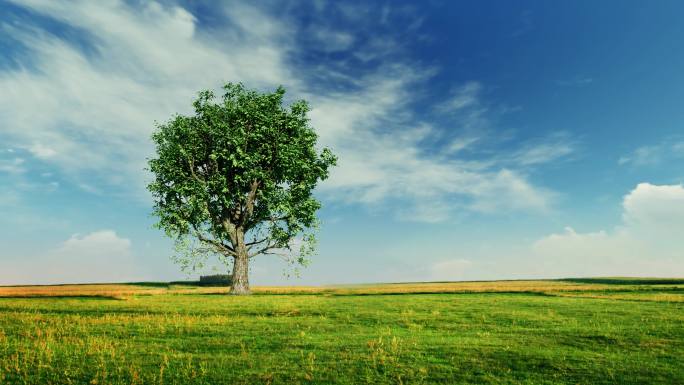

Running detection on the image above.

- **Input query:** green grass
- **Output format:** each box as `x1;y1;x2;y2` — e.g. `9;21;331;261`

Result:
0;280;683;384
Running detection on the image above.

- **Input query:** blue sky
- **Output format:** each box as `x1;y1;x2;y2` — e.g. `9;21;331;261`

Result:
1;0;683;285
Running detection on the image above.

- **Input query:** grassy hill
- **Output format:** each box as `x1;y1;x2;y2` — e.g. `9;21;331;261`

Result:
0;279;683;384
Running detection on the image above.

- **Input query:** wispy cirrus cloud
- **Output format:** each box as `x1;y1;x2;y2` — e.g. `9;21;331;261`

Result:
1;0;575;224
618;139;684;166
508;132;577;166
308;28;354;53
0;156;25;174
1;0;298;197
312;72;572;221
436;81;483;112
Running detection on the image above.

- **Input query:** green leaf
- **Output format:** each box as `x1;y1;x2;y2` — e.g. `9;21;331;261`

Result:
147;82;337;274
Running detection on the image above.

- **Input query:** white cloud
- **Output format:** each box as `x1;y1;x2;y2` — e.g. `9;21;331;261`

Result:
311;70;559;222
419;183;684;282
618;140;684;166
311;28;354;52
436;81;482;112
58;230;131;256
249;182;682;285
622;183;684;235
1;0;298;196
513;143;574;165
445;136;479;154
509;132;576;166
0;157;25;174
28;143;57;158
353;36;401;63
618;145;662;166
0;230;142;285
531;183;684;277
1;1;568;224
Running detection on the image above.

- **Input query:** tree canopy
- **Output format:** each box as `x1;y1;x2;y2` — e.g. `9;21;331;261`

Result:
148;83;336;294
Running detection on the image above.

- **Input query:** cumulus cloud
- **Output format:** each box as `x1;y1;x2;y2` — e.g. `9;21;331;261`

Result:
0;230;141;285
57;230;131;257
623;183;684;224
422;183;684;281
531;183;684;277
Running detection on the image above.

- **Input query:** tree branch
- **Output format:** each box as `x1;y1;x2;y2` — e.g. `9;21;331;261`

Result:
240;179;260;227
261;250;291;262
248;240;283;258
187;158;206;185
245;214;289;232
245;237;269;248
192;224;236;256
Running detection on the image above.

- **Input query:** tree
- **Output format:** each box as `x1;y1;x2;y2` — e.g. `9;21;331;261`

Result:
147;83;336;295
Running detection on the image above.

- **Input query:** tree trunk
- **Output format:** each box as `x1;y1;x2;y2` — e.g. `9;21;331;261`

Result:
231;254;250;295
230;228;251;295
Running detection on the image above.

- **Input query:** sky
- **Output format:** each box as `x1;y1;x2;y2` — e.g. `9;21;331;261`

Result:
1;0;683;285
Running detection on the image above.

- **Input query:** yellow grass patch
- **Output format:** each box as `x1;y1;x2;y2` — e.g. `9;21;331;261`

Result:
0;280;655;298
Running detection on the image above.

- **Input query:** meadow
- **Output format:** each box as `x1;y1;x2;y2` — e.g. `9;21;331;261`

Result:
0;279;683;384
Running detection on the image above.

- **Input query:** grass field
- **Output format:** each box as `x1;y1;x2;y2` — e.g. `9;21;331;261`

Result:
0;279;683;384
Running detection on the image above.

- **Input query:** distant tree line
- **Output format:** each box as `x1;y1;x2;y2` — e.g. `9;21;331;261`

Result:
199;274;232;286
